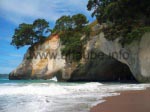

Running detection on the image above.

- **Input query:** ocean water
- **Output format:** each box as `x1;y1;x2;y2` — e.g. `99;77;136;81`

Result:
0;77;150;112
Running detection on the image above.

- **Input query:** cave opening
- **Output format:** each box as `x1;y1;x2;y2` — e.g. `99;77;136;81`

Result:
68;55;137;83
106;60;137;83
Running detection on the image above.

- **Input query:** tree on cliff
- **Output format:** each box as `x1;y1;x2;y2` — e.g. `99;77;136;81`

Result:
11;19;50;49
87;0;150;44
53;14;88;32
53;14;89;61
72;14;88;31
33;19;50;42
53;16;72;32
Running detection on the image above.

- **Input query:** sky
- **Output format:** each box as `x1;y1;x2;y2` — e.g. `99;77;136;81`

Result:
0;0;95;74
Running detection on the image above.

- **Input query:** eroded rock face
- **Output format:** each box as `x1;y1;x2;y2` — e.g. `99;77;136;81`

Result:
92;32;150;82
9;35;66;80
66;35;135;82
68;55;135;82
9;30;150;82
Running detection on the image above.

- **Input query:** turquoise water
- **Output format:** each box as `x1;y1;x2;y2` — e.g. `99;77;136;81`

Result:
0;76;150;112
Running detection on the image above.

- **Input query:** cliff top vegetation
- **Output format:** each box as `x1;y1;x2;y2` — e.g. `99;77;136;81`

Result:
87;0;150;45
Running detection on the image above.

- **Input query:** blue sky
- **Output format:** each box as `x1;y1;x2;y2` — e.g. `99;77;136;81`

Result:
0;0;95;74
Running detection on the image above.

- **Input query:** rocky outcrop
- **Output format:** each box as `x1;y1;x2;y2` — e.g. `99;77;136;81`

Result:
9;28;150;82
67;55;135;82
9;35;65;80
9;34;135;82
64;34;135;82
89;32;150;82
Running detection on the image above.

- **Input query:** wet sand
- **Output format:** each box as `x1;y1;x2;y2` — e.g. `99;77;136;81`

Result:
91;88;150;112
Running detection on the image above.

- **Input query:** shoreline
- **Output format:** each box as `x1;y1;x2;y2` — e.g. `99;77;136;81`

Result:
90;88;150;112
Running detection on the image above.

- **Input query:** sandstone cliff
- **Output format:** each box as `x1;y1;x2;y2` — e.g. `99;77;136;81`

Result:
9;29;150;83
9;33;135;82
90;32;150;82
9;35;65;80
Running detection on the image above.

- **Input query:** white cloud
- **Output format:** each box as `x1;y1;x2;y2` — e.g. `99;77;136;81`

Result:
0;0;92;25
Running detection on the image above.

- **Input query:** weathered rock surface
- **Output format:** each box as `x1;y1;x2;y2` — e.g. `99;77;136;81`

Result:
9;29;150;82
65;34;135;82
91;32;150;82
67;55;135;82
9;35;65;80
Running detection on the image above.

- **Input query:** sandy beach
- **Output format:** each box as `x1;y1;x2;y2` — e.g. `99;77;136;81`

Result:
91;88;150;112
